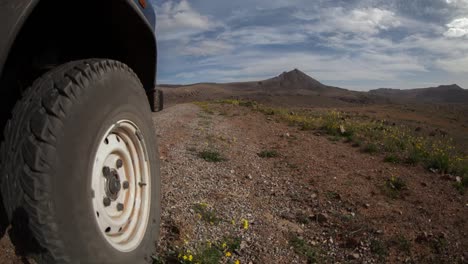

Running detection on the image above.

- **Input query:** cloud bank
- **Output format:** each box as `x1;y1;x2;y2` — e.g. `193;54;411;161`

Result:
153;0;468;90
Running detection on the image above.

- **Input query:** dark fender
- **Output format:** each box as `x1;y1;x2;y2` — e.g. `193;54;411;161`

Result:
0;0;157;90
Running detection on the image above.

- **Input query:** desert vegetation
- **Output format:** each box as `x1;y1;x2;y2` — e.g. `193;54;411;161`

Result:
210;99;468;194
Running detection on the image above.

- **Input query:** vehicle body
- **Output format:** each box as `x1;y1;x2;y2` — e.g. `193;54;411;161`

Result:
0;0;162;263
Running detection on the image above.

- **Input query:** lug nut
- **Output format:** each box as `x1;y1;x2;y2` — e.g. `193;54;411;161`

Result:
102;166;111;177
122;181;129;189
103;197;111;207
116;159;123;169
117;203;124;211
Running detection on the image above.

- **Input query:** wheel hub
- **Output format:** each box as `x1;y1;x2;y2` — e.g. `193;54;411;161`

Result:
91;120;151;252
105;169;122;200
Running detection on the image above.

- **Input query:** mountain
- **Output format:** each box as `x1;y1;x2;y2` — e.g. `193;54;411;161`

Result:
370;84;468;104
159;69;466;106
260;69;328;91
159;69;376;106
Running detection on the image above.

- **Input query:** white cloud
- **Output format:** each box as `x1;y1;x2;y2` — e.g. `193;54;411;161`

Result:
156;0;222;41
437;56;468;73
444;17;468;37
192;50;426;86
446;0;468;7
220;26;308;45
180;40;233;56
344;8;401;34
301;7;400;35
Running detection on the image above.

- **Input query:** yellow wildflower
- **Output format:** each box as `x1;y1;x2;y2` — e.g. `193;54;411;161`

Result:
188;255;193;261
235;260;240;264
222;242;227;248
242;219;249;230
183;255;188;260
225;252;232;257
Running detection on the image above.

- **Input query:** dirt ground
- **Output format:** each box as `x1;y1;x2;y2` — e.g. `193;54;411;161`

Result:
0;103;467;263
154;103;467;263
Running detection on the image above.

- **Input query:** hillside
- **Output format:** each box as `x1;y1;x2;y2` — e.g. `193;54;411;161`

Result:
160;70;467;106
370;84;468;104
159;69;377;106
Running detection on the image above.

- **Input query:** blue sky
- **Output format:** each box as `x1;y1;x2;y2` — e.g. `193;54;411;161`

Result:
151;0;468;91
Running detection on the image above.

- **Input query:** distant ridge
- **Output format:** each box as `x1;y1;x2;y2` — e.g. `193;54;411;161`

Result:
159;69;467;105
370;84;468;104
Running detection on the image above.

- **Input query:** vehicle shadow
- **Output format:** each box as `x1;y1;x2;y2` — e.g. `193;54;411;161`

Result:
1;191;40;264
9;208;42;264
0;192;8;239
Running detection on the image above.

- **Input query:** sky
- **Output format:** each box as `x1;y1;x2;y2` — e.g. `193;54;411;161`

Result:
150;0;468;91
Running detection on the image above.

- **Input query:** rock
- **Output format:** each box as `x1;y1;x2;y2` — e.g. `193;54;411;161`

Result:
340;125;346;134
240;241;248;250
312;213;329;223
230;169;235;174
246;174;253;179
415;232;429;243
281;212;296;221
348;253;360;260
285;133;290;137
364;203;370;209
341;237;359;249
440;174;452;181
456;176;462;183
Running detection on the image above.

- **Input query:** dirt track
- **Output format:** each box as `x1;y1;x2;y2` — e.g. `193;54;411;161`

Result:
0;103;467;263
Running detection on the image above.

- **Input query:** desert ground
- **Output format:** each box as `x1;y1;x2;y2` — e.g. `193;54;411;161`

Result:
1;70;467;263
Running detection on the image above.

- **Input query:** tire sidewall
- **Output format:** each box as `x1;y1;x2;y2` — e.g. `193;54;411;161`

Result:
51;67;160;263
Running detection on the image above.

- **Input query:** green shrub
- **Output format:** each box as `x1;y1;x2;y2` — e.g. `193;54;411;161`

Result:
363;143;378;153
199;150;226;162
193;203;221;225
384;154;400;164
385;176;407;199
258;150;279;158
290;235;319;263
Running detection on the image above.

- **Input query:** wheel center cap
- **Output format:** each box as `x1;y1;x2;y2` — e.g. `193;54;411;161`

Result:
109;177;121;195
106;169;121;200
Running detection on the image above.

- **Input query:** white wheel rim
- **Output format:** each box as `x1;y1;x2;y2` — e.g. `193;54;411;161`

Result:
91;120;151;252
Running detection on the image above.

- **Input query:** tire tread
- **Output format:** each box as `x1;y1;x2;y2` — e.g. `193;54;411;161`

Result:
0;59;143;263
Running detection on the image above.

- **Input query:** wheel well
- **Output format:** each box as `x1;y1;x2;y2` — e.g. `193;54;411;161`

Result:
0;0;157;141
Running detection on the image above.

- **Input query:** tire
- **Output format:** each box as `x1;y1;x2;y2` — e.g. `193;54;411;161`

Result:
0;59;161;263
